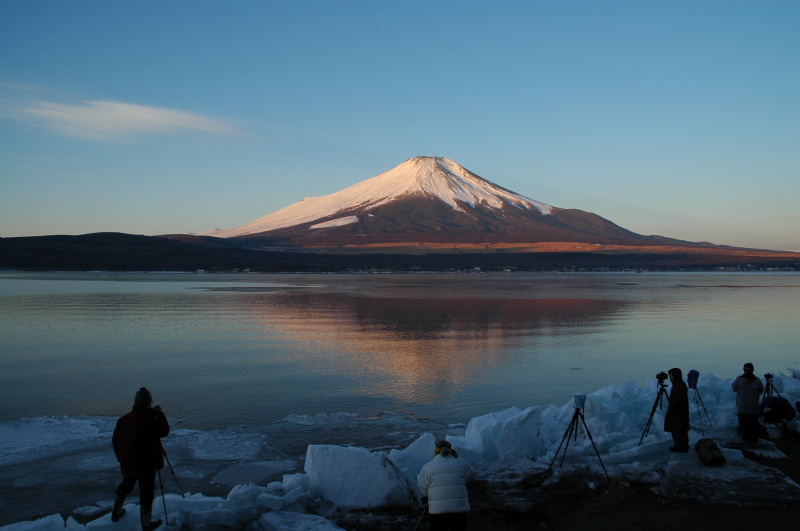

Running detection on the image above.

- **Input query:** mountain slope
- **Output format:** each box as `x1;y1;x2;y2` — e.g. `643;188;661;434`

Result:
201;156;697;248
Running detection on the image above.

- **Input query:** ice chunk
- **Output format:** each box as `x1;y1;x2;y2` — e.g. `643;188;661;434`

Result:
256;512;345;530
495;406;544;459
282;473;311;492
304;445;415;508
266;481;285;494
388;432;434;481
463;407;523;460
227;483;268;507
0;514;66;531
158;493;235;513
281;486;305;507
255;492;283;512
441;438;487;467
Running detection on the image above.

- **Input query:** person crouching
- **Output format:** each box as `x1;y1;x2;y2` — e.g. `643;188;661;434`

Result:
417;440;475;531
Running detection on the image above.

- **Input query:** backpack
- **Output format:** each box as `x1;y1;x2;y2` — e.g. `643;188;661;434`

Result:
694;438;726;467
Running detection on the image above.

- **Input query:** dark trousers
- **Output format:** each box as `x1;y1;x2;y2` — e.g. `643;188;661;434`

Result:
430;512;467;531
670;431;689;451
738;413;759;443
116;471;156;511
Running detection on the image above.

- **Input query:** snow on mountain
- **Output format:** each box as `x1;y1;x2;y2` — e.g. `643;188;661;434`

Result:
309;216;359;230
203;157;552;238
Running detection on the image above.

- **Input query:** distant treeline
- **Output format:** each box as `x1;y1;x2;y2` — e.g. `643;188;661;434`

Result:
1;233;797;272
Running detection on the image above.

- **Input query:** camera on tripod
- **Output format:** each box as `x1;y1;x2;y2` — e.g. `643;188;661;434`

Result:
574;393;586;409
764;373;773;380
656;371;669;383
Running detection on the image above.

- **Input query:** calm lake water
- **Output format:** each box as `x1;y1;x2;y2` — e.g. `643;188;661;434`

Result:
1;272;798;430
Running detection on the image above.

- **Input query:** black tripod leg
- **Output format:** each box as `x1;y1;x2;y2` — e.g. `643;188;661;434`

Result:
695;391;713;426
579;413;610;482
163;451;185;498
546;418;575;477
692;391;704;436
639;387;669;446
157;469;169;526
639;395;659;446
560;417;580;467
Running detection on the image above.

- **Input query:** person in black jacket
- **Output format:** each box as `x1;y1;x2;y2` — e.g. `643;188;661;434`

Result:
111;387;170;531
663;368;690;453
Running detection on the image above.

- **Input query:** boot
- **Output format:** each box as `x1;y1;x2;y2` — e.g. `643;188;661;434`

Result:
139;507;162;531
111;493;126;522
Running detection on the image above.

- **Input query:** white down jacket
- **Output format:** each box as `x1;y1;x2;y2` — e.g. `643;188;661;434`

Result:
417;454;475;514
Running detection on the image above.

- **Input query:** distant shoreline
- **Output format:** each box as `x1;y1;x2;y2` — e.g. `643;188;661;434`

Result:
2;233;798;273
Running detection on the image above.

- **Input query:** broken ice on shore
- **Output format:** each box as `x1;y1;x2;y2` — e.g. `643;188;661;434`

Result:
2;370;799;530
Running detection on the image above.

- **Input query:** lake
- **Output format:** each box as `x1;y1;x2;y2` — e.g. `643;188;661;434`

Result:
1;272;798;430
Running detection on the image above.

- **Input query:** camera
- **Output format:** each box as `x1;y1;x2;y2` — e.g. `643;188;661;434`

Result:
764;373;773;380
574;394;586;409
656;371;668;382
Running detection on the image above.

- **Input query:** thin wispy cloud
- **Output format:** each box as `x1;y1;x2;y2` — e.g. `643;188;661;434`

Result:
9;99;242;141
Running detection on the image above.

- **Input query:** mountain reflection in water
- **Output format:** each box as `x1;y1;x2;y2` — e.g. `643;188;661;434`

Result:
236;295;630;413
1;273;798;429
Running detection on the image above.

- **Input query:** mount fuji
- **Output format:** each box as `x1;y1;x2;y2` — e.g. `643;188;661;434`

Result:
199;156;692;250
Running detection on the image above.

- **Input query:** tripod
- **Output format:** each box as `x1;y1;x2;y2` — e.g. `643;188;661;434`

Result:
638;379;670;446
690;388;713;435
156;443;184;525
161;445;184;497
546;406;610;482
764;376;781;398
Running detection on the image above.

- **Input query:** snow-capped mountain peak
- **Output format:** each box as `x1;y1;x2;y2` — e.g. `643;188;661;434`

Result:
203;157;552;238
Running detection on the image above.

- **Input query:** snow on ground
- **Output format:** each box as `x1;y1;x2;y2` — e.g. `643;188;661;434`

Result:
2;370;799;529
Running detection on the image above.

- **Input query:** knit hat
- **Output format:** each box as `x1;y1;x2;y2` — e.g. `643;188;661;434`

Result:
434;439;453;456
134;387;153;406
743;363;754;373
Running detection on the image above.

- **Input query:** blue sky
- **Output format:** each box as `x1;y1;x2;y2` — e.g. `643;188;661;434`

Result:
1;1;798;250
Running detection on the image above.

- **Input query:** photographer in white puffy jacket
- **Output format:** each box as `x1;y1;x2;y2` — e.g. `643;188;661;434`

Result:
417;440;475;531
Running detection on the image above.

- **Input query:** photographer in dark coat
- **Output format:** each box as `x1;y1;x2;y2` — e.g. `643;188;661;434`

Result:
664;368;690;452
111;387;170;531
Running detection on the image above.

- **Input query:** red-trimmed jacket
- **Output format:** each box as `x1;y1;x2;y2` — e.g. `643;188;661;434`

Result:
112;406;170;476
